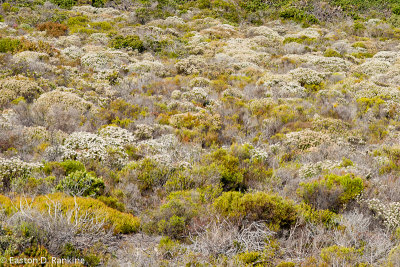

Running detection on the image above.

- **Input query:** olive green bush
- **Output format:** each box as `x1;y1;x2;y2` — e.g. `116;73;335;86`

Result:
213;191;298;229
110;35;145;52
56;170;104;197
297;174;364;212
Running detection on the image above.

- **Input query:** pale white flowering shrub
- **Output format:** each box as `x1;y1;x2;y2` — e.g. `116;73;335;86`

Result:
136;134;180;164
98;125;137;146
258;73;306;98
372;68;400;87
175;55;207;75
81;50;129;71
285;28;321;39
223;38;270;64
89;33;110;45
288;67;325;85
164;16;185;26
0;157;43;190
299;160;340;179
364;198;400;229
247;26;283;44
188;77;211;87
61;46;83;60
181;87;209;103
222;88;244;98
373;51;399;64
355;59;391;75
312;117;350;135
284;129;330;150
285;54;352;72
283;42;306;54
127;60;167;76
13;51;49;63
167;100;198;112
0;75;42;106
171;90;182;100
134;124;154;140
201;24;239;39
33;90;93;114
62;132;108;162
0;22;8;29
59;126;139;167
248;98;274;114
0;109;20;130
250;147;269;162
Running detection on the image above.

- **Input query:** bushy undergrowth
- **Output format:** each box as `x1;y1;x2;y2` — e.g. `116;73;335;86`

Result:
1;0;400;265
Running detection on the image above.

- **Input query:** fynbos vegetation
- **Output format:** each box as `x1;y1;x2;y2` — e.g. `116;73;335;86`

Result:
1;0;400;265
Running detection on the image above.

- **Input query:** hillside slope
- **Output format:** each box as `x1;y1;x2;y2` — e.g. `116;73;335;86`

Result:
1;0;400;266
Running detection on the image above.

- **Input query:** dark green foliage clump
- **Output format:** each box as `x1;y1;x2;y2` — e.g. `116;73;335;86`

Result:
0;38;21;53
297;173;364;212
43;160;85;176
111;35;145;52
50;0;77;9
122;158;170;193
279;7;319;26
213;191;298;229
239;0;267;12
56;170;105;197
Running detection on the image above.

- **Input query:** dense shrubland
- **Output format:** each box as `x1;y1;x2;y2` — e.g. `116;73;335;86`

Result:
1;0;400;265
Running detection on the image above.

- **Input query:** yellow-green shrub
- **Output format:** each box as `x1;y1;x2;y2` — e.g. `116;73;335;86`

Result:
213;191;298;229
0;194;15;215
298;173;364;212
320;245;364;266
298;203;338;228
32;193;140;234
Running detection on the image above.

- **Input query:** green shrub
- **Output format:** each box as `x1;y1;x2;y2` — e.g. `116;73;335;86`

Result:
356;97;385;115
297;173;364;212
205;147;245;191
1;3;11;12
50;0;77;9
0;194;16;215
92;0;105;7
99;99;142;128
375;146;400;174
90;21;112;31
98;196;125;212
66;16;89;27
121;158;169;193
110;35;145;52
56;171;104;197
213;191;298;229
298;203;338;228
143;187;220;239
324;48;342;58
164;168;195;193
393;4;400;15
158;237;182;259
279;7;319;26
340;157;354;168
33;193;140;234
351;41;367;49
150;190;202;239
351;52;374;59
239;0;266;12
276;262;296;267
320;245;364;266
43;160;85;176
0;38;21;53
60;160;85;175
283;36;316;45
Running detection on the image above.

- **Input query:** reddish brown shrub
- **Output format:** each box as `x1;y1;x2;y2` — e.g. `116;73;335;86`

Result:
36;22;68;37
